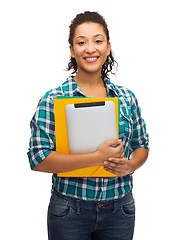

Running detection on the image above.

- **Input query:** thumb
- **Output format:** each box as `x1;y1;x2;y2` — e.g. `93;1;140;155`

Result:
105;139;122;147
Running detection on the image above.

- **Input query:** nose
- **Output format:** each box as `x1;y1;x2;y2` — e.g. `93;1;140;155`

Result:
85;42;96;54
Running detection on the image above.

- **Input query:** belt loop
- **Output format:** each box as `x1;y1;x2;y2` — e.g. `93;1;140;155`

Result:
76;200;80;214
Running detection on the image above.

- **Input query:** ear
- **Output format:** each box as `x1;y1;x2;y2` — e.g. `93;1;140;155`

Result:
106;41;111;56
70;45;75;58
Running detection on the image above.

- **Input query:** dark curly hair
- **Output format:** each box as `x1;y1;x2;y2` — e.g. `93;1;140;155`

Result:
66;11;118;79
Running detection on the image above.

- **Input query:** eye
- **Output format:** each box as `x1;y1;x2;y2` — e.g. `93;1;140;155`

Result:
77;41;85;45
95;40;103;44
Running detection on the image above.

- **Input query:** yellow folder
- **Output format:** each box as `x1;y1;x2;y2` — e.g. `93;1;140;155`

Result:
54;97;119;177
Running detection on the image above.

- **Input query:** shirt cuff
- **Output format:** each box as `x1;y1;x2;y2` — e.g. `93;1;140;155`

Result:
28;149;52;170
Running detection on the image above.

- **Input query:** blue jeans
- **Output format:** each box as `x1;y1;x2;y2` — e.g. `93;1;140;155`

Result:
47;188;135;240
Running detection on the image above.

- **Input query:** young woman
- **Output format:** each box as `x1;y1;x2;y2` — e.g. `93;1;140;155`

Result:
28;11;149;240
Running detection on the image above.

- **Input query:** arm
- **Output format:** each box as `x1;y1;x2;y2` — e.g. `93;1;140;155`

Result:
28;94;125;173
103;90;149;176
34;139;124;173
129;148;149;173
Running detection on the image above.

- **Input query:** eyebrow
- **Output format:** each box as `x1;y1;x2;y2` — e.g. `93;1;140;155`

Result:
76;34;105;40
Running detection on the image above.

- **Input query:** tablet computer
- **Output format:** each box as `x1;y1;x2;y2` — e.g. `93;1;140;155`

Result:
65;101;117;154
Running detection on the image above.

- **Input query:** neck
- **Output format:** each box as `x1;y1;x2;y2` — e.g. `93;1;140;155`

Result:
74;70;104;88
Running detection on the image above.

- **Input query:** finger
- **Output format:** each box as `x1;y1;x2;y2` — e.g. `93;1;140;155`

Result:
104;165;121;173
108;158;122;164
104;166;129;177
119;148;124;157
103;161;116;167
121;152;125;158
105;139;122;147
119;142;124;152
104;167;120;176
117;141;123;149
108;157;125;164
109;162;117;167
114;142;124;153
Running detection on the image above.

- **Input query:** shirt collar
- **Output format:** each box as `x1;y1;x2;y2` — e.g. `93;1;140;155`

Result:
63;75;119;98
102;76;119;97
62;76;86;97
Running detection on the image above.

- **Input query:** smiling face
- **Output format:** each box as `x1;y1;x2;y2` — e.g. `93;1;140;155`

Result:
70;22;111;75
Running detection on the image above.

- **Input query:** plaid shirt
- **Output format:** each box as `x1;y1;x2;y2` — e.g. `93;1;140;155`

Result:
27;76;149;201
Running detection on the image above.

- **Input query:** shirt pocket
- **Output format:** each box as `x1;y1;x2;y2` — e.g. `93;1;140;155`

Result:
119;109;133;150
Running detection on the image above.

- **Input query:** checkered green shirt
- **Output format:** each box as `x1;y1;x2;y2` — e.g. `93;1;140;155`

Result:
27;76;149;201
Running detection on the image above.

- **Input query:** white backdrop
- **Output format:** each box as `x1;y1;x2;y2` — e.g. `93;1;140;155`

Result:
0;0;184;239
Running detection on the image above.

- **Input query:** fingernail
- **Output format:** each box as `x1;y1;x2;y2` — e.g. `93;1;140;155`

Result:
104;161;108;165
109;158;112;161
118;139;122;142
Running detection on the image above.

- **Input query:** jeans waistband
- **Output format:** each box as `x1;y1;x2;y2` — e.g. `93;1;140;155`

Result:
52;187;134;213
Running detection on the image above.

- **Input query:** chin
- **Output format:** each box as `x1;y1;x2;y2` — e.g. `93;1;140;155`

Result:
79;66;102;74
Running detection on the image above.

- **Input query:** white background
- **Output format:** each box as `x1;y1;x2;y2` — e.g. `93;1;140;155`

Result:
0;0;184;239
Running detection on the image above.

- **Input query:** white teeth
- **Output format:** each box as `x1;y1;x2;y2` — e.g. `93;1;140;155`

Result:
85;57;97;61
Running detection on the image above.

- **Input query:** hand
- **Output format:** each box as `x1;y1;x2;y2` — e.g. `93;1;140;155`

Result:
96;139;124;164
103;155;134;176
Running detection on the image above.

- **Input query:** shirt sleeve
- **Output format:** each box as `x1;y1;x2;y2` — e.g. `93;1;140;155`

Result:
27;95;55;170
129;90;150;152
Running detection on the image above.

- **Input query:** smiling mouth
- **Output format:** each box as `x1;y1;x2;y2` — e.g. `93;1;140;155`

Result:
84;56;99;63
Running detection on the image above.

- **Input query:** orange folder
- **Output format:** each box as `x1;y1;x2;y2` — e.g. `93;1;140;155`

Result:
54;97;119;177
